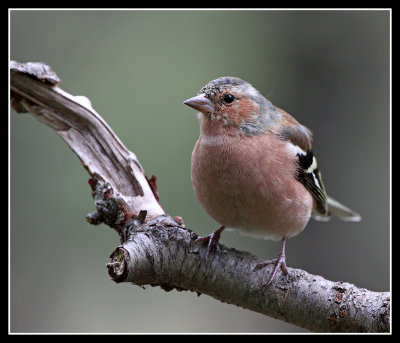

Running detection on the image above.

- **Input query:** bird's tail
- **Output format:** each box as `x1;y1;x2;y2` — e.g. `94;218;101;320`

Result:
313;196;361;222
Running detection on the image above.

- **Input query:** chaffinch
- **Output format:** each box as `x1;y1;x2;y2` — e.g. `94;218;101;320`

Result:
183;76;361;284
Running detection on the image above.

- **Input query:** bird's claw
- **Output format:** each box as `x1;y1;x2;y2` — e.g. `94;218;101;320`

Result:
194;226;224;263
254;252;289;285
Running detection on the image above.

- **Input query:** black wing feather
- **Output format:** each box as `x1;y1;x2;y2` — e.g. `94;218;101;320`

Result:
295;150;328;215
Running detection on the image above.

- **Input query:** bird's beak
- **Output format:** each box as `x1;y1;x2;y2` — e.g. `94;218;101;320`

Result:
183;94;214;113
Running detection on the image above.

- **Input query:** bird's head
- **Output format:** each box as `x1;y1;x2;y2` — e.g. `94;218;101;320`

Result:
183;77;270;135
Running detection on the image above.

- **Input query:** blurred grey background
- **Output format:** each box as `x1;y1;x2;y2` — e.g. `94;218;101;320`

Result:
10;10;390;333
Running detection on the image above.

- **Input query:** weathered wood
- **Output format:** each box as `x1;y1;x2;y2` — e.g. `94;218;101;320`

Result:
11;61;165;230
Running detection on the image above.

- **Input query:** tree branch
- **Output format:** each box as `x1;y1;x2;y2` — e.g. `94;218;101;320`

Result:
10;61;164;233
10;61;390;333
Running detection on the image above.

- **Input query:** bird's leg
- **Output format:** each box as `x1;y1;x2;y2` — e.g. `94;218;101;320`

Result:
254;237;289;285
194;226;225;262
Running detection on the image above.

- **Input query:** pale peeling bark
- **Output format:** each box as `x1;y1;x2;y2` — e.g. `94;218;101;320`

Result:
10;61;390;333
10;61;164;230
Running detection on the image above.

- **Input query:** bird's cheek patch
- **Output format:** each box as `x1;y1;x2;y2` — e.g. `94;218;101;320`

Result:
233;98;259;124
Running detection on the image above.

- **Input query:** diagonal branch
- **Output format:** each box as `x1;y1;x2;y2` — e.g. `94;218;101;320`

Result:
10;61;390;333
10;61;164;232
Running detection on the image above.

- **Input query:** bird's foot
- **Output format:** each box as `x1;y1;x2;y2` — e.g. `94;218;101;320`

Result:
194;226;225;262
254;251;289;285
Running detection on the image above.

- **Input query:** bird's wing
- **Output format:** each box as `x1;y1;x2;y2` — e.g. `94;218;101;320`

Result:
294;148;329;215
272;110;329;216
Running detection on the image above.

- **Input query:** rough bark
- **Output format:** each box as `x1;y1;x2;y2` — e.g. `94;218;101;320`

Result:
108;215;390;333
10;61;390;333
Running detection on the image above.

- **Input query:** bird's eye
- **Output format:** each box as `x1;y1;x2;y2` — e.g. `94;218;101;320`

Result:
223;94;235;104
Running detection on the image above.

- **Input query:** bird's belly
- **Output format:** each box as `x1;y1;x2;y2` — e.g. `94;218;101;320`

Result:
191;136;313;240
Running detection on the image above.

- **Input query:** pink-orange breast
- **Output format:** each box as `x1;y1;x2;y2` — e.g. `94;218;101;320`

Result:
191;130;313;240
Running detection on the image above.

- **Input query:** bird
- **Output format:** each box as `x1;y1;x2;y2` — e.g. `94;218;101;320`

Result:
183;76;361;285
